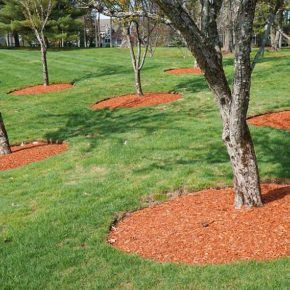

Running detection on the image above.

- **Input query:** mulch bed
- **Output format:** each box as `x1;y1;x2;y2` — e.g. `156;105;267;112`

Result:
108;183;290;265
0;141;68;171
165;67;203;75
9;83;73;96
92;93;181;109
248;110;290;130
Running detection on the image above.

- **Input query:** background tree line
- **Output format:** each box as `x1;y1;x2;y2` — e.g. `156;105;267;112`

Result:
0;0;289;49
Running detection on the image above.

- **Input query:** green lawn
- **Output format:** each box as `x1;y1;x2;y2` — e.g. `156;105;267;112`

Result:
0;47;289;289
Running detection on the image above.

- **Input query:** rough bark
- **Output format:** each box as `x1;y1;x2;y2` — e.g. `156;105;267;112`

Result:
0;112;12;155
224;125;261;208
153;0;262;208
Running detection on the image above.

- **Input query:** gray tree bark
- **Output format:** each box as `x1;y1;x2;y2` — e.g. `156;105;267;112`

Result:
40;44;49;86
0;113;12;155
153;0;263;208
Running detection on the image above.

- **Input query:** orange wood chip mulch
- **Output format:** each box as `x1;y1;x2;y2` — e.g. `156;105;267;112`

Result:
109;183;290;265
165;67;203;75
0;142;68;171
92;93;181;109
248;110;290;130
10;83;73;96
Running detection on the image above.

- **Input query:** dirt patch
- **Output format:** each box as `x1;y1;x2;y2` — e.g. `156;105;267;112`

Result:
92;93;181;109
0;141;68;171
248;110;290;130
9;83;73;96
165;67;203;75
109;184;290;265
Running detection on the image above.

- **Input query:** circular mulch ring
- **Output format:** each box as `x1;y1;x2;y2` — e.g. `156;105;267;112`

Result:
92;93;181;109
165;67;203;75
0;141;68;171
108;183;290;265
248;110;290;130
9;83;73;96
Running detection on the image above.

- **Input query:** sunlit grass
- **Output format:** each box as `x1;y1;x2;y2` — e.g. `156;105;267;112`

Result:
0;47;289;289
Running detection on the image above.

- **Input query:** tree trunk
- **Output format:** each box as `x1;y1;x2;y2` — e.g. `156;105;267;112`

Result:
223;123;262;208
83;16;87;48
135;69;143;96
6;33;10;47
41;44;49;86
95;13;98;48
153;0;262;208
0;113;12;155
110;16;113;48
223;28;233;53
272;30;281;50
13;32;20;47
127;24;144;96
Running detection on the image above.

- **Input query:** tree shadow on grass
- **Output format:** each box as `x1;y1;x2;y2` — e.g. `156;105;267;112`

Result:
72;65;133;84
174;77;209;94
44;106;192;149
132;125;290;187
44;103;289;193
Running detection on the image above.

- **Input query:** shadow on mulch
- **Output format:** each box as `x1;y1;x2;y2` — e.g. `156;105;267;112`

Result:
262;185;290;204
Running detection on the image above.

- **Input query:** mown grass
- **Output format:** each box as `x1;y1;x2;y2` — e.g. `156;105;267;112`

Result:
0;47;289;289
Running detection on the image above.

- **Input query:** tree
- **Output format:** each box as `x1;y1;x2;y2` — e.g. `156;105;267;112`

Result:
124;12;157;95
218;0;234;53
48;0;84;48
80;0;160;96
0;0;26;47
153;0;264;208
20;0;55;86
0;113;11;155
252;0;284;69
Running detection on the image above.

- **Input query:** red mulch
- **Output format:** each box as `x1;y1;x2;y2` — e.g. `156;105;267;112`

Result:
10;83;73;96
109;184;290;265
0;142;68;171
92;93;181;109
165;67;203;75
248;111;290;130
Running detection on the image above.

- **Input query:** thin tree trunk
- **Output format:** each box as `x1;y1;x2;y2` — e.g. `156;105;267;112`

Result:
223;28;233;53
61;29;64;47
83;16;87;48
6;33;10;47
127;24;144;96
252;1;283;69
134;69;143;96
95;13;98;47
110;16;113;48
0;113;12;155
41;44;49;86
13;32;20;47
